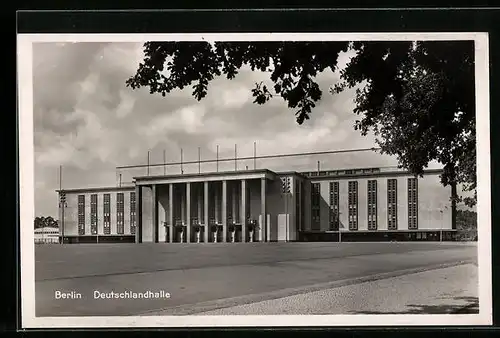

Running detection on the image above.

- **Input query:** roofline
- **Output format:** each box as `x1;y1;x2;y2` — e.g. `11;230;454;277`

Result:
306;168;444;180
56;185;135;194
133;168;278;181
54;168;444;193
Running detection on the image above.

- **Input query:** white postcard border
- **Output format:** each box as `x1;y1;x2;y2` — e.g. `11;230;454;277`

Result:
18;32;492;328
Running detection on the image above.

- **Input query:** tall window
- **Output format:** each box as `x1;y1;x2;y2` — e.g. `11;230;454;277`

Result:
78;195;85;235
348;181;358;230
90;194;98;234
367;180;378;230
130;192;136;235
387;179;398;230
103;193;111;235
295;180;301;232
329;182;339;230
300;181;306;231
408;178;418;229
311;183;321;230
117;193;124;234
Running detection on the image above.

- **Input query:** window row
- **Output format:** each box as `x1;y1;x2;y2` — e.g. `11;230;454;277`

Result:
76;192;137;235
315;178;419;231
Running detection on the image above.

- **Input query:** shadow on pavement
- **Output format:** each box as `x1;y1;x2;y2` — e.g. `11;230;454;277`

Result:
350;296;479;314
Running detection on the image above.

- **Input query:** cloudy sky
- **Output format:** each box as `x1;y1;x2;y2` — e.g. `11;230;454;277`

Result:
32;41;412;217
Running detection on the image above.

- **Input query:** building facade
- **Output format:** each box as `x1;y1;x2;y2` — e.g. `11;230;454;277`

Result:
34;226;60;244
56;167;457;244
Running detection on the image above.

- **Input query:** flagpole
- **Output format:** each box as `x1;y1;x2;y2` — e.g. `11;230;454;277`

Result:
147;151;150;176
163;150;166;175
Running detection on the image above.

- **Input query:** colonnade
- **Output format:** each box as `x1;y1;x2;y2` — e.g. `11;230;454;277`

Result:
135;178;269;243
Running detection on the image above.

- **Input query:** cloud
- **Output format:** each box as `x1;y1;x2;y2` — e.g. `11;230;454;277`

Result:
32;42;397;217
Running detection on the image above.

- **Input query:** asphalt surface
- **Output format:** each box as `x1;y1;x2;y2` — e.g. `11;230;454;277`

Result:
35;242;478;316
196;263;479;315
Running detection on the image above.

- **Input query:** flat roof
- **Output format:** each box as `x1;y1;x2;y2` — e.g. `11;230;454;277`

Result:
134;168;276;180
304;168;444;180
55;166;445;193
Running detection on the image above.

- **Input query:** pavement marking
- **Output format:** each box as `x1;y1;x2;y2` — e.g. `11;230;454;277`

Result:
140;259;475;316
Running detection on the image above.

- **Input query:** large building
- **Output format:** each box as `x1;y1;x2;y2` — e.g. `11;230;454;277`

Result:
56;166;457;243
34;226;60;244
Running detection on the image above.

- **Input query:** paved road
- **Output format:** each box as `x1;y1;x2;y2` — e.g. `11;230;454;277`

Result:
35;242;477;316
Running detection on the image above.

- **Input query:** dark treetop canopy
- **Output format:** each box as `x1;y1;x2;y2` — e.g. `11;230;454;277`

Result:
127;40;476;207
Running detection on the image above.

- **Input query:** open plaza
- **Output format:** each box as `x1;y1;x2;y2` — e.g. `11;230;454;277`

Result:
35;241;478;316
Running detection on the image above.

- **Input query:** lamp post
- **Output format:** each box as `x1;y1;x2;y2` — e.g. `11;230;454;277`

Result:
59;192;67;244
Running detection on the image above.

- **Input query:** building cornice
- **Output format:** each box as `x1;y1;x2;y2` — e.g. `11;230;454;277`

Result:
305;168;444;181
134;168;277;180
56;186;135;194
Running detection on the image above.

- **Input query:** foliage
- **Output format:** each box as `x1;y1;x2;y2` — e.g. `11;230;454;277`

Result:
455;209;477;241
456;209;477;229
126;40;476;206
34;216;58;229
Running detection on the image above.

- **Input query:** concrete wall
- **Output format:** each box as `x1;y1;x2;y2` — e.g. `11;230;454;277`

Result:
358;179;368;231
60;188;137;238
84;195;91;235
62;193;78;236
378;179;388;231
418;174;453;230
124;191;131;234
273;175;298;241
396;176;408;230
141;186;153;242
110;193;116;235
310;172;452;232
319;181;330;231
338;179;348;231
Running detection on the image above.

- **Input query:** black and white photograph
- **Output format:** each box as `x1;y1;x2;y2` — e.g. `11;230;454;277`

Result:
18;32;492;328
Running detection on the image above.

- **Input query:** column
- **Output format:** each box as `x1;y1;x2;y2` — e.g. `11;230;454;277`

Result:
135;185;141;243
241;179;247;242
222;180;227;242
204;181;209;243
186;182;191;243
152;184;158;243
169;184;174;243
214;186;219;223
232;183;237;222
261;178;267;242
